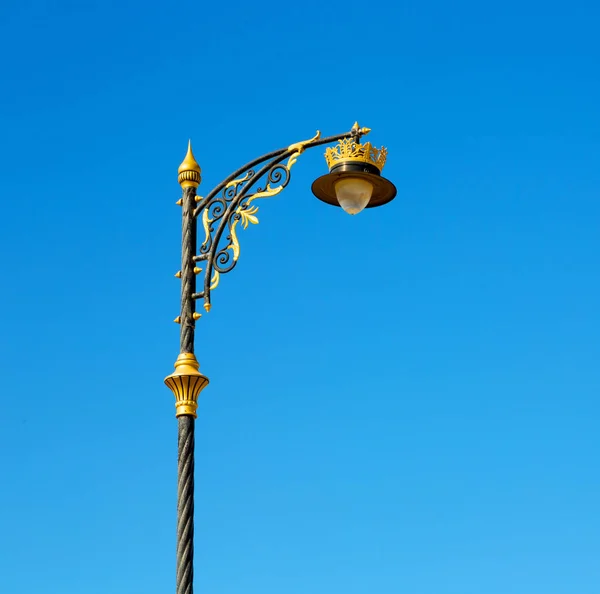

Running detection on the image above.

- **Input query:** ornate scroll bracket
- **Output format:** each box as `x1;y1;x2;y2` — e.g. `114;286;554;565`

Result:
194;131;322;313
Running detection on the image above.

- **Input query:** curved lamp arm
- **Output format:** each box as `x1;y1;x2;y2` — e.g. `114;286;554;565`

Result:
189;125;366;314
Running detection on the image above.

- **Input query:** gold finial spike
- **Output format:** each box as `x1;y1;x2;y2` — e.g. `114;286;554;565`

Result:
351;121;371;137
193;267;202;274
174;316;181;324
164;353;210;418
178;140;202;189
204;302;212;313
192;312;202;320
176;199;183;206
175;271;182;278
195;195;203;203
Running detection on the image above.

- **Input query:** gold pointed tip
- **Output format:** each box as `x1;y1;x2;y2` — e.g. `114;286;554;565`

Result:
204;303;212;312
361;126;371;135
352;121;360;131
193;267;202;274
178;140;201;175
192;312;202;320
176;199;183;206
175;271;182;278
174;316;181;324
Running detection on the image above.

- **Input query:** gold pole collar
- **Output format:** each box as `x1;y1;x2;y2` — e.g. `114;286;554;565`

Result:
164;353;209;417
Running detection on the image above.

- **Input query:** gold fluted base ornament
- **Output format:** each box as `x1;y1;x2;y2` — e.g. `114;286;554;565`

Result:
164;353;209;418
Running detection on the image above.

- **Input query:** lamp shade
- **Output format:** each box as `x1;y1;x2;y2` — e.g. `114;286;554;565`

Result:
312;161;397;212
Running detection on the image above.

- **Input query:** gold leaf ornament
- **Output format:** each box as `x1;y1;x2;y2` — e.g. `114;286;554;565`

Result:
239;205;259;229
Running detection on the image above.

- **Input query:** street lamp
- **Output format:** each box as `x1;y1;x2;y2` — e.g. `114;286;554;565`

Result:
164;122;396;594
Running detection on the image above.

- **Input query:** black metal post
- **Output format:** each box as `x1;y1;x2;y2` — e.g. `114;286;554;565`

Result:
177;416;195;594
177;184;197;594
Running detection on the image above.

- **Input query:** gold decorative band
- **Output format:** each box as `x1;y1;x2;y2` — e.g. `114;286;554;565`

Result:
164;353;209;417
178;170;201;189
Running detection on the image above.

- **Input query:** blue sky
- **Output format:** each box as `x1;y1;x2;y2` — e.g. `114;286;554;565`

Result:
1;1;599;593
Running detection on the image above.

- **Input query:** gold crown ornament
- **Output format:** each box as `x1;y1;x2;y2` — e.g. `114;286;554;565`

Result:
324;122;387;173
325;138;388;172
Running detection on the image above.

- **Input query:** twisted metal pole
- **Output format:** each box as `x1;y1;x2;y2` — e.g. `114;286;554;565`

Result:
166;144;208;594
180;184;197;355
177;183;198;594
177;415;195;594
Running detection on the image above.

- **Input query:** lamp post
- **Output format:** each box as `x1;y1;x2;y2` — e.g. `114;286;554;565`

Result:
164;122;396;594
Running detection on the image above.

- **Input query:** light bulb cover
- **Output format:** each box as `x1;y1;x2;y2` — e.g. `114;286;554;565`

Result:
334;177;373;215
